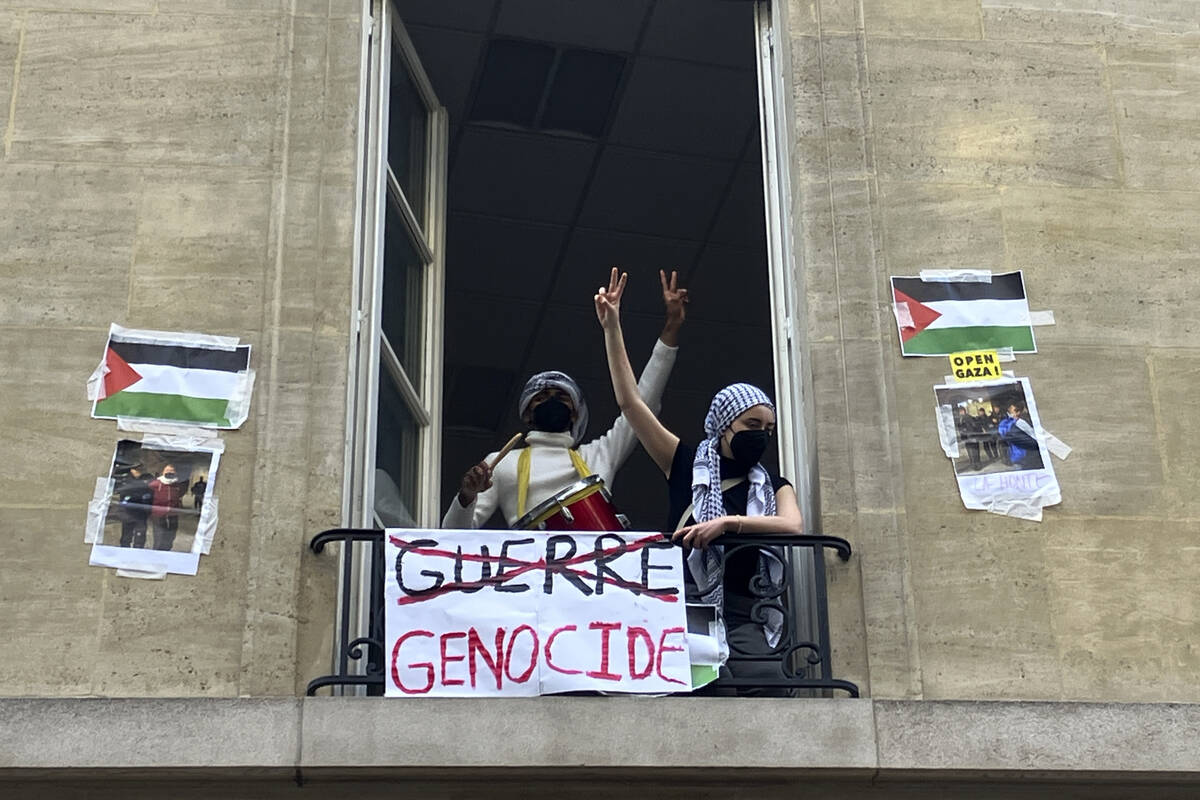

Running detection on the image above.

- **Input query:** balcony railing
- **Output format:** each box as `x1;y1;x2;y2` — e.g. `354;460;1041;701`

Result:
306;528;859;698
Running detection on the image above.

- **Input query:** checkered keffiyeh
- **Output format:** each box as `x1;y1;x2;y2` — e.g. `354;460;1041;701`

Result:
519;371;590;446
688;382;784;647
691;383;777;523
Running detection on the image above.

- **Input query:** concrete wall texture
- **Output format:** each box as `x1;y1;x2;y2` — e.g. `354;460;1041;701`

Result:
0;2;359;697
789;0;1200;701
2;0;1200;794
0;0;1197;725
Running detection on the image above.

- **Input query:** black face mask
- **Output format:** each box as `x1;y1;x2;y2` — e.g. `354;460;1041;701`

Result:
532;399;572;432
728;429;770;468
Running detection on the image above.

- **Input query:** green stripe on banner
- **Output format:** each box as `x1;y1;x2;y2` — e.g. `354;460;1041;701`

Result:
903;325;1035;356
95;391;230;426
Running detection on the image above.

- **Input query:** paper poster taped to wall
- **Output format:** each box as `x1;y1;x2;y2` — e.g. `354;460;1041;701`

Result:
87;438;221;575
933;378;1060;521
88;324;254;428
893;271;1036;357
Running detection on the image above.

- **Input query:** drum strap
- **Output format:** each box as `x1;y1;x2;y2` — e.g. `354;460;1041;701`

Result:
674;477;747;532
516;447;593;518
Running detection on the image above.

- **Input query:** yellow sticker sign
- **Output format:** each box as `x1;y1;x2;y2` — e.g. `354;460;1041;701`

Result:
948;349;1003;381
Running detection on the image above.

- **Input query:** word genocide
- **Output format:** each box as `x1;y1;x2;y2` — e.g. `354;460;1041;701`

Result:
386;532;691;695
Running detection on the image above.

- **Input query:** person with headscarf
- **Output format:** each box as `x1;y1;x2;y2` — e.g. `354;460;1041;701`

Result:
594;269;803;689
442;269;689;529
149;463;187;551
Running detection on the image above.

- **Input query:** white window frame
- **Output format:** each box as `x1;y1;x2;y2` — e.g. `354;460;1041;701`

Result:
754;0;824;671
754;0;809;519
330;0;810;689
361;2;447;530
335;0;447;689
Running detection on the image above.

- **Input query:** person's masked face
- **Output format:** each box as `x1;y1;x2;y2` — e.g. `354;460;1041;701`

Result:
527;389;575;433
159;469;178;484
721;405;776;467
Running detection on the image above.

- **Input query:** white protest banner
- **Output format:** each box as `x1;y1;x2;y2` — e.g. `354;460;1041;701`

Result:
384;529;691;696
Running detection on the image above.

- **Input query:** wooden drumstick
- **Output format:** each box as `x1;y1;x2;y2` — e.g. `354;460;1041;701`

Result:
489;433;524;469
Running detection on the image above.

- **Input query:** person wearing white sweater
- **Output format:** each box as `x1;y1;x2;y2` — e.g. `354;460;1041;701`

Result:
443;270;688;529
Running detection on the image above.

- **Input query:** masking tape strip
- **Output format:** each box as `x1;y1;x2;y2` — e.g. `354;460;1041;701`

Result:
86;360;109;401
920;269;992;283
1029;310;1055;326
196;496;219;555
85;476;114;544
119;422;226;452
687;632;723;665
139;431;226;454
986;501;1044;522
1002;370;1015;378
995;347;1016;363
1042;430;1072;460
936;404;960;458
115;568;168;580
224;368;256;429
109;322;239;351
893;302;914;328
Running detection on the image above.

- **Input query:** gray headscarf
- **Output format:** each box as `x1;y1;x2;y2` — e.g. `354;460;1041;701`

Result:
519;371;590;446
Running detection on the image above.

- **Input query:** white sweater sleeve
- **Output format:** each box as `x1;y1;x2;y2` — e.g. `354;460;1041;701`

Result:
580;338;678;483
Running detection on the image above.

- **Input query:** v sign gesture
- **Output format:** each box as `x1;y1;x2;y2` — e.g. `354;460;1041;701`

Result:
660;269;689;337
596;270;682;475
594;267;627;331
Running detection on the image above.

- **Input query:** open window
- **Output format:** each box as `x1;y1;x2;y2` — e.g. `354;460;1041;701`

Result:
341;0;817;686
395;0;783;531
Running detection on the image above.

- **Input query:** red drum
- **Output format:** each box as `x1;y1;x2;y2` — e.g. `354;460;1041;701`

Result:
512;475;629;532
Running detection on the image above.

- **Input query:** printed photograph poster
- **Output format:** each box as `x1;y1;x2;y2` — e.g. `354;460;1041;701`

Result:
893;271;1036;357
934;378;1061;520
91;324;253;429
90;439;220;575
385;530;692;697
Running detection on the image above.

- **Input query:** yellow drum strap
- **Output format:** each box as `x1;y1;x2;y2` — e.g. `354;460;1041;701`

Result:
517;448;531;518
516;447;593;518
568;449;592;479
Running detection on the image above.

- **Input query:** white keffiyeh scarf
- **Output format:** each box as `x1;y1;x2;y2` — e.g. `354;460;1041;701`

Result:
687;383;785;646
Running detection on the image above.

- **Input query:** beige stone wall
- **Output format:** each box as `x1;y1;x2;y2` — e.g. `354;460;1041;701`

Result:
789;0;1200;700
0;2;360;696
4;0;1196;708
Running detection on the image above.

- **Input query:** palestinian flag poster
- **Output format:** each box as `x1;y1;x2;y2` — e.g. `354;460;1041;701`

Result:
90;325;254;429
891;271;1036;357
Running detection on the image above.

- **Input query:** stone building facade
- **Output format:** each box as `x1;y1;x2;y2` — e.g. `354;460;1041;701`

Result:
1;0;1197;795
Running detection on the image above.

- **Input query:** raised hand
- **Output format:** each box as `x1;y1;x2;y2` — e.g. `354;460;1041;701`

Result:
661;269;688;328
594;266;628;330
659;269;688;346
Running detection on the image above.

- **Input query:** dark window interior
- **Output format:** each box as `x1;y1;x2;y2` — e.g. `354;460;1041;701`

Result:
396;0;777;530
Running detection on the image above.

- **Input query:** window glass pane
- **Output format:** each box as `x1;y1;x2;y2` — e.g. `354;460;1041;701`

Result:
375;367;420;527
388;44;428;226
381;201;424;380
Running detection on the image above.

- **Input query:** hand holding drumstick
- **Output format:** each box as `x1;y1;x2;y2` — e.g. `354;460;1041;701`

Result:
456;433;523;508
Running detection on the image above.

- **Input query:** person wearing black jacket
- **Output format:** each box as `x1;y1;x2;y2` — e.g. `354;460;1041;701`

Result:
955;407;984;471
115;465;153;548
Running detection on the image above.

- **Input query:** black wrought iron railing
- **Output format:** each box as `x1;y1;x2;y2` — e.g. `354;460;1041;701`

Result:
306;528;858;698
